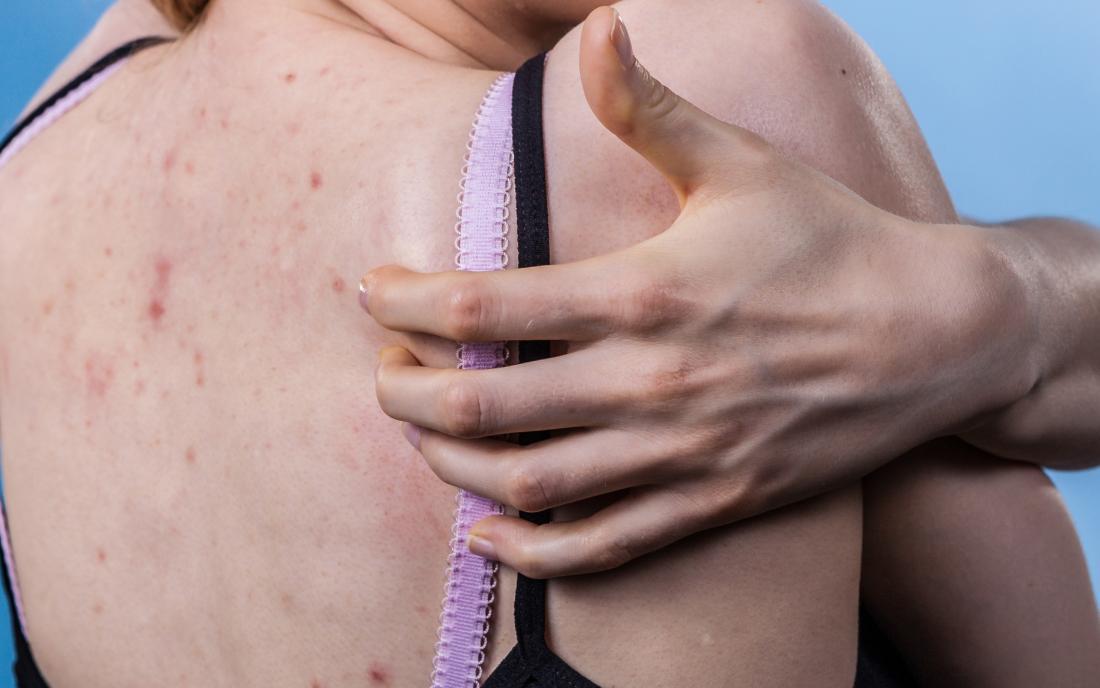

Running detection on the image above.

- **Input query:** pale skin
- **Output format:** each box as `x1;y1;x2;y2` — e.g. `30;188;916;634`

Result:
0;2;1095;688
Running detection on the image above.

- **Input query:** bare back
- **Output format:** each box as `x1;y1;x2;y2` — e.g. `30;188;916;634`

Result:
0;3;866;686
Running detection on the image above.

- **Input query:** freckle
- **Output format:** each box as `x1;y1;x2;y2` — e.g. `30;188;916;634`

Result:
295;221;307;232
163;150;177;173
96;547;107;563
64;279;76;293
185;446;197;464
331;277;346;293
284;72;297;84
840;68;848;75
310;171;323;190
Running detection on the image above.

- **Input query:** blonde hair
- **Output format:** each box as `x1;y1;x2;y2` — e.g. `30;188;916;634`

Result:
149;0;212;31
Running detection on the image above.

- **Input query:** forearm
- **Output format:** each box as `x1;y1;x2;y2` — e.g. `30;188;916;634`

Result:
962;217;1100;468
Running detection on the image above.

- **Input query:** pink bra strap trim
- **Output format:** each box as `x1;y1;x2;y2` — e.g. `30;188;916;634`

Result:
431;72;514;688
0;58;128;637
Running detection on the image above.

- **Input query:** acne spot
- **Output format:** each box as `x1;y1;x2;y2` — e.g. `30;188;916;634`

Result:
185;446;197;464
220;117;230;130
41;300;54;316
309;680;323;688
104;246;113;257
368;663;391;685
84;356;115;397
133;379;146;396
198;106;207;121
284;72;297;84
184;161;196;175
414;604;429;615
310;171;323;190
286;122;302;136
295;221;307;232
319;66;330;76
96;547;107;563
163;150;177;173
92;601;104;615
147;257;173;325
331;277;346;293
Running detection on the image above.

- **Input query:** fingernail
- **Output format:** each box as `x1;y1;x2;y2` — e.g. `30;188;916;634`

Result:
610;8;634;69
468;533;497;561
401;423;421;450
358;276;370;312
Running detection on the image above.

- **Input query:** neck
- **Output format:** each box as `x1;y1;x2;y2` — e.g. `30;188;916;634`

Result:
213;0;572;70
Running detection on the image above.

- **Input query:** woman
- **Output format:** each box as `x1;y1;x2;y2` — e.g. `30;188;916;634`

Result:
0;1;1094;687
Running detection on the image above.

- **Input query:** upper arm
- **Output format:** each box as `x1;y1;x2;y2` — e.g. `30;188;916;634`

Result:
18;1;177;121
543;0;957;268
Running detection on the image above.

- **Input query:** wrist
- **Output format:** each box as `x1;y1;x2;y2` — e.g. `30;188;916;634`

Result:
909;219;1043;429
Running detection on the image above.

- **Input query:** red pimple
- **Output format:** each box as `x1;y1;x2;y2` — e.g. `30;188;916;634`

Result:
185;446;197;464
41;300;54;315
331;277;346;293
163;150;177;173
220;117;230;130
84;357;115;397
104;246;113;257
319;66;331;76
310;171;323;190
309;680;323;688
96;547;107;563
196;373;205;387
184;161;195;175
367;663;391;685
148;300;166;321
284;72;297;84
92;601;104;615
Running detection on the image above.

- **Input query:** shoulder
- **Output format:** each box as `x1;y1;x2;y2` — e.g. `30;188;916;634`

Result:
16;0;177;121
540;0;949;259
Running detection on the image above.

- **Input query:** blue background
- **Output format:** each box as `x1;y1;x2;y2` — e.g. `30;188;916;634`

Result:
0;0;1097;681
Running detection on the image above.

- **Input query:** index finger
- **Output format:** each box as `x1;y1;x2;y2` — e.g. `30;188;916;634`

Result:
359;260;632;341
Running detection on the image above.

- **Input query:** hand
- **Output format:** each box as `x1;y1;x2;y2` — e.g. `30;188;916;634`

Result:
360;8;1029;577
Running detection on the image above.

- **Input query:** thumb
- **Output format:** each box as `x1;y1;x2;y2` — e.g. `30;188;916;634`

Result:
579;7;757;205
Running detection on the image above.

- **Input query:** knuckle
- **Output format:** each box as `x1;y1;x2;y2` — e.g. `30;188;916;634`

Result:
443;280;493;341
440;377;488;438
504;463;552;513
588;530;635;572
617;273;694;333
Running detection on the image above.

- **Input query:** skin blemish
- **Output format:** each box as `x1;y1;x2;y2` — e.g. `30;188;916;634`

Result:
41;300;54;316
146;257;173;325
295;221;308;233
310;171;323;190
840;68;848;75
320;66;331;76
133;380;146;396
367;663;391;685
104;246;113;257
309;680;323;688
185;446;197;464
163;149;177;173
286;121;302;136
84;356;115;397
96;547;107;563
220;117;230;130
284;72;297;84
184;161;196;175
92;601;104;615
331;277;346;293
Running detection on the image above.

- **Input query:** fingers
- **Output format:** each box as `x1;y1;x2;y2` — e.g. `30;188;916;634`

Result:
409;426;683;513
578;7;766;204
467;485;718;578
361;261;636;342
376;346;621;437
